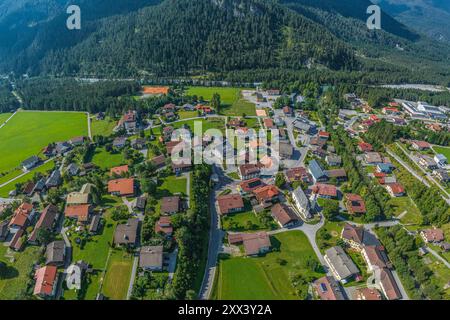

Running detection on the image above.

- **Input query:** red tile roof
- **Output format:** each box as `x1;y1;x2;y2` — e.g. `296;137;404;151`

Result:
312;184;337;198
9;203;33;228
387;183;405;195
318;131;330;139
110;165;129;176
357;288;382;300
345;194;366;214
65;204;90;222
108;178;135;196
217;194;244;215
412;140;431;149
239;178;265;193
34;266;58;296
421;229;445;242
358;142;373;152
253;185;280;203
155;216;173;235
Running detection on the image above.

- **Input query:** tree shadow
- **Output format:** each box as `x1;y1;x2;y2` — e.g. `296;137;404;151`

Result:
0;264;19;280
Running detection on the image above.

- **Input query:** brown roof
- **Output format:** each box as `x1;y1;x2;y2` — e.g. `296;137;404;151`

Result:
412;140;431;149
228;232;271;256
238;164;261;177
64;204;90;222
271;203;299;226
313;276;345;300
155;216;173;235
341;223;365;245
110;165;129;176
108;178;135;196
29;205;58;242
285;167;311;183
345;194;366;214
151;155;166;167
217;194;244;215
114;219;139;246
356;288;382;300
161;196;181;214
377;268;402;300
363;246;391;269
421;228;445;242
312;184;337;198
9;229;25;251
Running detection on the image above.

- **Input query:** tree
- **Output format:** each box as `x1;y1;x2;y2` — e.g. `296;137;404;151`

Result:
0;261;6;279
37;229;54;245
321;200;340;220
275;172;286;189
211;93;221;114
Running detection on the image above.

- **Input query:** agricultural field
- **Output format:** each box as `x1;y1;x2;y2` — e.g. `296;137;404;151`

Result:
0;160;55;197
0;111;88;174
101;249;134;300
0;246;42;300
214;231;324;300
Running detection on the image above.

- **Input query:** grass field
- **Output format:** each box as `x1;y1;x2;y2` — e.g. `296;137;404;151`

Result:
316;220;345;253
0;160;55;197
0;113;12;124
91;147;125;170
0;246;42;300
433;146;450;160
173;118;225;134
91;117;116;137
222;99;256;117
157;175;187;197
186;87;241;105
0;111;88;174
101;249;134;300
215;231;324;300
388;196;422;225
178;111;198;120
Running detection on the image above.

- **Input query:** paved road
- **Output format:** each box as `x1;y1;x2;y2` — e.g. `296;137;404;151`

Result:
199;165;225;300
386;147;431;187
425;246;450;269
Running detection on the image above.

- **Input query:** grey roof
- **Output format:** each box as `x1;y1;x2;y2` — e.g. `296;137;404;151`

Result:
46;170;61;187
326;155;342;165
325;246;359;280
293;187;310;211
66;163;79;176
293;120;312;132
22;155;39;167
46;240;65;265
279;142;294;157
89;214;101;233
308;160;327;181
114;219;139;245
0;220;9;239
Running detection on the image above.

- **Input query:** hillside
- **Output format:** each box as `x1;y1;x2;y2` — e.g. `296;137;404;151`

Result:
0;0;448;81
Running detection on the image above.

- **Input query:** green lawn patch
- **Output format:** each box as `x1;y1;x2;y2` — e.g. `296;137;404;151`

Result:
215;231;324;300
221;99;256;117
178;111;198;120
173;118;225;134
316;220;345;253
91;147;125;170
222;210;269;232
0;111;87;173
101;249;134;300
0;246;42;300
433;146;450;160
91;117;116;137
186;87;241;105
388;196;422;225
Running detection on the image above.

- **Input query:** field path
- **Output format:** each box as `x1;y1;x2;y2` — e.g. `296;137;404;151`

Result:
0;157;54;189
0;111;18;129
87;112;92;139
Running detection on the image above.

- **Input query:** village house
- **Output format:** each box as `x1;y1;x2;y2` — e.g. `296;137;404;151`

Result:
411;140;431;151
433;169;450;182
65;204;91;224
238;178;266;195
324;246;360;284
131;138;146;150
358;142;373;153
341;223;365;251
376;163;394;174
386;183;405;197
9;203;34;231
356;288;382;300
89;214;101;234
271;203;300;228
420;228;445;243
308;160;328;183
9;229;25;251
45;240;65;266
33;266;58;298
28;205;59;244
418;155;438;170
45;169;62;189
253;185;280;206
114;219;139;247
375;268;402;300
120;110;138;135
65;163;79;176
70;136;86;146
285;167;312;185
434;154;448;166
108;178;135;197
345;194;366;215
365;152;383;165
312;183;338;199
325;155;342;167
21;155;40;171
292;187;311;219
133;196;147;212
382;107;400;115
279;141;294;159
139;246;164;271
66;183;94;206
227;118;245;129
238;164;261;180
0;220;9;241
217;194;245;215
113;137;127;149
313;276;345;300
325;169;347;182
283;106;294;117
150;154;166;169
228;232;271;256
155;216;173;237
318;131;330;141
161;196;181;215
263;118;276;129
362;245;392;273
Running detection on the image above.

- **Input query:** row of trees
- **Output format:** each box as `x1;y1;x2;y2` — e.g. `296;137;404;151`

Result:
377;226;443;300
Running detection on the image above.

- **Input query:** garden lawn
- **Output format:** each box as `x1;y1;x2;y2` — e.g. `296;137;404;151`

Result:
316;220;345;253
432;146;450;160
221;99;256;117
91;117;116;137
215;231;324;300
178;111;198;120
186;87;241;105
0;111;87;173
0;160;55;197
173;118;225;134
91;147;125;170
0;246;42;300
157;175;187;198
101;249;134;300
388;196;422;225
